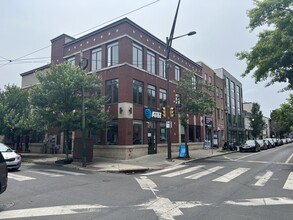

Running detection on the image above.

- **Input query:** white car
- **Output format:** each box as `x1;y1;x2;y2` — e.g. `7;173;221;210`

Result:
0;143;21;171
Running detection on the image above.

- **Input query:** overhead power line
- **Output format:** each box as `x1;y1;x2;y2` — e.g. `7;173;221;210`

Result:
0;0;160;70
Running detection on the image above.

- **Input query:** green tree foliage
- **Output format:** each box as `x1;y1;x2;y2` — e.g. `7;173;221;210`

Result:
30;63;110;159
0;85;30;148
236;0;293;91
176;70;215;158
270;94;293;137
249;102;265;138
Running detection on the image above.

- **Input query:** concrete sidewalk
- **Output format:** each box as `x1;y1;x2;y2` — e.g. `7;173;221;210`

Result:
21;148;234;173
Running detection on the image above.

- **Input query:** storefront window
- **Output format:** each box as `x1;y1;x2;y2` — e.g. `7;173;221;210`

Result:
107;121;118;144
133;121;143;144
160;123;166;143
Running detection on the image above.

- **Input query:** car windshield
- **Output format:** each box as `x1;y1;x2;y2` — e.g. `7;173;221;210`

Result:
0;143;12;152
245;140;255;145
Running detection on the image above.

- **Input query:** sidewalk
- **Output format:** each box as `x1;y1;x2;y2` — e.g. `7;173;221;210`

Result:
21;148;234;173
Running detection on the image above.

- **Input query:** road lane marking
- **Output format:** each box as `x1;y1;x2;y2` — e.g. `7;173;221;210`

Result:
161;165;204;177
137;197;211;220
235;153;260;161
185;166;224;180
285;153;293;164
213;168;250;183
283;172;293;190
142;164;188;176
0;204;109;219
225;197;293;206
8;173;36;181
45;169;85;176
135;176;158;191
254;170;274;186
27;170;63;177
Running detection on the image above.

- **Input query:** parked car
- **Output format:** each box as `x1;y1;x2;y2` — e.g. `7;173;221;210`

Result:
0;143;21;170
0;151;8;194
256;139;268;150
223;140;237;151
239;140;260;152
264;139;272;149
265;138;276;148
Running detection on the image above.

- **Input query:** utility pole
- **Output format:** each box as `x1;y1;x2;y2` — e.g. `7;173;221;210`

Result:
80;51;86;167
166;0;181;160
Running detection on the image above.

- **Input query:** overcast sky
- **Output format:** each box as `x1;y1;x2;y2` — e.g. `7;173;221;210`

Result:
0;0;291;117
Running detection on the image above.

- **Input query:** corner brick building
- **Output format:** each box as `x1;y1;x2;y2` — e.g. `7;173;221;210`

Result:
21;18;227;159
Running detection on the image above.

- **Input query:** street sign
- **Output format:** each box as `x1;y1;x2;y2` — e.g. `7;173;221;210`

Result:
166;121;172;128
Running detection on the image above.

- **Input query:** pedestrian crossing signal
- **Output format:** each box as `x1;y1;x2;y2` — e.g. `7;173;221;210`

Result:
170;107;175;118
161;107;166;118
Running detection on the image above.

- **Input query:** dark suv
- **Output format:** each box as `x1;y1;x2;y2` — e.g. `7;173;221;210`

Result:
0;152;8;194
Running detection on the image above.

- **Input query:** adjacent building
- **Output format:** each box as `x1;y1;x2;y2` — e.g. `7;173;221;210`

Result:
214;68;245;144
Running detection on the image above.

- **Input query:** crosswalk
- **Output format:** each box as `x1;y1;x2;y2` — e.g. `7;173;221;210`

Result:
143;165;293;191
8;169;85;182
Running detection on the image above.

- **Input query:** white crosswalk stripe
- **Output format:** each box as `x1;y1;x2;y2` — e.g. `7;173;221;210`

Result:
45;169;85;176
161;165;204;177
27;170;63;177
142;165;188;176
185;166;224;180
254;170;274;186
212;168;250;183
8;173;36;181
283;172;293;190
8;169;85;182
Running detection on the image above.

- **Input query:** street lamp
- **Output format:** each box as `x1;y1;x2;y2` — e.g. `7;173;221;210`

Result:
165;0;196;160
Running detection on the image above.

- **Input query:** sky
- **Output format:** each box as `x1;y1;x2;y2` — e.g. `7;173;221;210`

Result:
0;0;291;117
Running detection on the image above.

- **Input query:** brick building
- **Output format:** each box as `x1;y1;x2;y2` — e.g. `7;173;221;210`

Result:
21;18;220;159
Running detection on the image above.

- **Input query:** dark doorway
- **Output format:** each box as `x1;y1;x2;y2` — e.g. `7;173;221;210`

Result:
147;122;157;154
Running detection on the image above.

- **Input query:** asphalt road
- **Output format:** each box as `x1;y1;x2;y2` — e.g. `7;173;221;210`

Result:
0;143;292;220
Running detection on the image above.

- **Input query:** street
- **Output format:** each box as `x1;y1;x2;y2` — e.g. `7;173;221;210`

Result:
0;144;292;219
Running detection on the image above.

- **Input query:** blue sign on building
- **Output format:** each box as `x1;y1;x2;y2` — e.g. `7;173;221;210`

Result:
144;107;162;120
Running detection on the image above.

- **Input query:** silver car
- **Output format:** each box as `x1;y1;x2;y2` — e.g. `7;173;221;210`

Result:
0;143;21;170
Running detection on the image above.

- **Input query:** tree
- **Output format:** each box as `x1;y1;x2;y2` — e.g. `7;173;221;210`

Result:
270;94;293;137
249;103;265;139
176;70;215;158
30;63;110;161
236;0;293;91
0;85;31;149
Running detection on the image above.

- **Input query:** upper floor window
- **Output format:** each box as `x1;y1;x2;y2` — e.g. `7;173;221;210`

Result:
192;75;197;89
208;76;212;84
106;79;119;103
132;43;143;69
176;93;181;107
147;51;155;74
175;65;181;81
159;57;166;78
219;89;223;99
147;85;156;108
67;56;75;65
216;87;219;97
107;42;119;67
133;80;143;104
204;73;207;81
159;88;167;107
91;47;102;71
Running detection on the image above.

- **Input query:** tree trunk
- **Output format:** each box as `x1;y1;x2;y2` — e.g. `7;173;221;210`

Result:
184;125;190;158
64;130;69;161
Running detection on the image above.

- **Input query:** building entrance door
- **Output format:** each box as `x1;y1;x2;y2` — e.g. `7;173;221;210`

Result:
147;122;157;154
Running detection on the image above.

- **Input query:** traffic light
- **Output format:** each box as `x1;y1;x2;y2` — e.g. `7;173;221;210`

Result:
161;107;166;118
170;107;176;118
